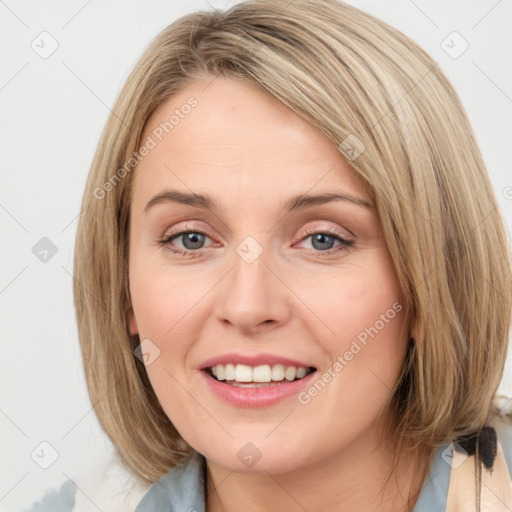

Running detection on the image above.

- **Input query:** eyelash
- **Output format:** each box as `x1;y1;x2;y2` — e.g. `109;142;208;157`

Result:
157;223;354;258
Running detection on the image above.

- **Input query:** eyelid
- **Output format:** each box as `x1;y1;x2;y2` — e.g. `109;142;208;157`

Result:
160;220;353;243
295;221;354;241
160;221;213;240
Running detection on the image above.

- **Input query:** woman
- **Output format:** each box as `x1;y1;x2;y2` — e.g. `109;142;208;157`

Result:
32;0;512;510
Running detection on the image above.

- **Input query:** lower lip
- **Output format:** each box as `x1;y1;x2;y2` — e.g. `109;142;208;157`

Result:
200;370;317;408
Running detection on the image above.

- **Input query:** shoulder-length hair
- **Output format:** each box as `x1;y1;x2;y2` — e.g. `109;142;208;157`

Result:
73;0;512;485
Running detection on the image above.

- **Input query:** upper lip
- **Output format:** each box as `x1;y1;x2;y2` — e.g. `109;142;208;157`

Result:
199;353;316;370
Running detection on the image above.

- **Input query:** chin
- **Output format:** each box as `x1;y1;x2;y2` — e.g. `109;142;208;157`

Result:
197;435;316;475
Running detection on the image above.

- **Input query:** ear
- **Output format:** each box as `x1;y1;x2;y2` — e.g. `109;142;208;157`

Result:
128;307;139;336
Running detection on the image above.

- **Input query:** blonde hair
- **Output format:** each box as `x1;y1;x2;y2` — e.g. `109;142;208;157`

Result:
73;0;512;493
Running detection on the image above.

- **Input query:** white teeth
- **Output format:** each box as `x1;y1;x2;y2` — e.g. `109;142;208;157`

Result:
216;364;226;381
225;363;235;380
296;367;307;379
209;363;312;383
235;364;253;382
285;366;296;381
252;365;272;382
271;364;285;381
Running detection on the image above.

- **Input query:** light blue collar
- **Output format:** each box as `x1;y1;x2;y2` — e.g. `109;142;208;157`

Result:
411;444;451;511
134;444;451;511
134;450;206;512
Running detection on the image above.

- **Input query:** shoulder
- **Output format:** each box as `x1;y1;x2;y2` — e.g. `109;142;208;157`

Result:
23;455;149;512
493;395;512;477
134;450;206;512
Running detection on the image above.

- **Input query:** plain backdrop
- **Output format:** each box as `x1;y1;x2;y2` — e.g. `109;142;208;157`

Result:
1;0;511;510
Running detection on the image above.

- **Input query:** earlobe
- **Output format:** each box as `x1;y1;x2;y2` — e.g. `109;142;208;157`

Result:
128;307;139;336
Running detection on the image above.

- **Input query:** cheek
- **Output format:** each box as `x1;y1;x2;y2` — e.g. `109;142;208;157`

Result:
129;270;200;429
128;268;189;386
128;262;214;406
304;264;403;342
129;261;208;340
300;259;407;388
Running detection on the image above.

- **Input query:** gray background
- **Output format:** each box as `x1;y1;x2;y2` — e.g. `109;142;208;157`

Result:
1;0;511;510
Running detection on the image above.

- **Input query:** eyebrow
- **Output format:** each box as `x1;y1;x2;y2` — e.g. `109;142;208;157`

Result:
143;189;373;214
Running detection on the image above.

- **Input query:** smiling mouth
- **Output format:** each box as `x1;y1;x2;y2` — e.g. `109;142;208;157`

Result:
205;363;317;388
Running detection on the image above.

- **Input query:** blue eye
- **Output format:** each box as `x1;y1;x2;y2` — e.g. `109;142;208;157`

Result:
158;225;354;258
298;230;354;255
159;230;213;257
173;232;209;250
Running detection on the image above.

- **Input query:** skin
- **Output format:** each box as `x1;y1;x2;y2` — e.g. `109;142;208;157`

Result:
128;76;428;512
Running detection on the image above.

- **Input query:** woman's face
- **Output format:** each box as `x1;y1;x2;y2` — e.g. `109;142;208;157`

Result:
128;76;409;474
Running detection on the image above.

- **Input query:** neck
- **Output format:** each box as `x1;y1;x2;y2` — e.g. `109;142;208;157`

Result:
205;424;431;512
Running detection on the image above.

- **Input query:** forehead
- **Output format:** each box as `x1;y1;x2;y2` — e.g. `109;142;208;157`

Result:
131;77;368;209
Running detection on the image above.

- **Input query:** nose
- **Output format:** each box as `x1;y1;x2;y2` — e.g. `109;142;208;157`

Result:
214;243;292;335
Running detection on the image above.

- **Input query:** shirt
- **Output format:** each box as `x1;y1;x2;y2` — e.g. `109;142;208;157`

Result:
133;418;512;511
23;417;512;512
